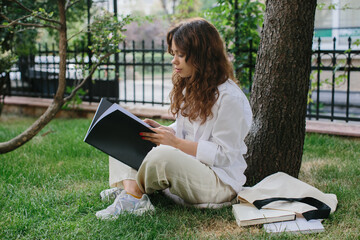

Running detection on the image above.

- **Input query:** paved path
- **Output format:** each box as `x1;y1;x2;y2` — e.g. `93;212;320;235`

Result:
3;96;360;137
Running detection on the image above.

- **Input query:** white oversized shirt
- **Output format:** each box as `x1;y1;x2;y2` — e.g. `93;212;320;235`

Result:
170;80;253;193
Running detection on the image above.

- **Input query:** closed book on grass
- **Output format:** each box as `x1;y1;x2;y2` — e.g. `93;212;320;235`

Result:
84;98;156;170
264;217;324;234
232;203;296;227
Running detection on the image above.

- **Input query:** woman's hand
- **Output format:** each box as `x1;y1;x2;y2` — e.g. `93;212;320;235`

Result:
143;119;162;128
141;119;198;157
140;126;178;147
143;119;175;135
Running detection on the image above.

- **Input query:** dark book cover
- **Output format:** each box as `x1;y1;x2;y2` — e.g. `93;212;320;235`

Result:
84;98;156;170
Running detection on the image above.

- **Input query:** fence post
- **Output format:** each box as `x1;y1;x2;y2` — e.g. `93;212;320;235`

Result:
45;43;50;96
331;37;336;121
234;0;240;80
142;40;145;104
316;37;321;120
38;44;44;98
87;0;93;103
113;0;120;103
132;40;136;103
346;37;352;122
151;40;155;106
123;41;127;103
161;40;165;106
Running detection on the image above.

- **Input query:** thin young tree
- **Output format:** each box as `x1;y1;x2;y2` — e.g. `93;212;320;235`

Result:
0;0;131;153
244;0;318;185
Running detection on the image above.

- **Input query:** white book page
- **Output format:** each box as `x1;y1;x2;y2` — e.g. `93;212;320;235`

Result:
90;103;152;132
264;217;324;233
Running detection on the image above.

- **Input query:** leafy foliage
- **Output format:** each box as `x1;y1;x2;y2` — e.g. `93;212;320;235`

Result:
0;0;88;55
0;48;17;74
0;47;17;116
88;13;133;60
204;0;264;89
62;86;87;110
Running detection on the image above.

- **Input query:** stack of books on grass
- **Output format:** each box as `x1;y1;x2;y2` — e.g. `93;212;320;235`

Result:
232;202;324;234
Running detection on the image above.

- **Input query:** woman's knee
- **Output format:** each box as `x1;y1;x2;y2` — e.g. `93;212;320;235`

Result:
139;145;185;181
143;145;179;165
137;145;179;193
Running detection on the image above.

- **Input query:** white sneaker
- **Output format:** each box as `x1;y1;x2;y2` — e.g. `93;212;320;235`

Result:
99;187;122;202
96;190;155;220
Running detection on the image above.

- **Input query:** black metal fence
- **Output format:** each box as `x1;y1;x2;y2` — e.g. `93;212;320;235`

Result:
10;40;173;105
308;37;360;122
5;38;360;122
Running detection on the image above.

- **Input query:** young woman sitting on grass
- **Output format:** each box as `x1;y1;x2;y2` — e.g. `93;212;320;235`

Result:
96;17;253;219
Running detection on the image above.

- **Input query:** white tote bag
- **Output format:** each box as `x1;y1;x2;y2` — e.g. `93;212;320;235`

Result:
237;172;338;220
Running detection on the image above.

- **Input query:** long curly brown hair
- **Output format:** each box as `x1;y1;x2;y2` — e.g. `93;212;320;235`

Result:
167;18;237;124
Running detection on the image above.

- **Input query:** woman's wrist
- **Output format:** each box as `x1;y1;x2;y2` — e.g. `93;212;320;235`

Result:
173;137;182;149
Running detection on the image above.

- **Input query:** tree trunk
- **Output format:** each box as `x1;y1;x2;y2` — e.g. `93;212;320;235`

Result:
0;0;67;154
244;0;317;185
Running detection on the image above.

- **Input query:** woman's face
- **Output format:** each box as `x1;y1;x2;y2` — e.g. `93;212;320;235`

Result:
171;40;193;78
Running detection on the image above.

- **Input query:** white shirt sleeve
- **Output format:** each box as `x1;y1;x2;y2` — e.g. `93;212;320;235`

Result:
196;91;252;167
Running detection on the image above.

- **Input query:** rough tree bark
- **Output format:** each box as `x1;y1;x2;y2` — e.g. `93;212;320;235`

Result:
244;0;317;185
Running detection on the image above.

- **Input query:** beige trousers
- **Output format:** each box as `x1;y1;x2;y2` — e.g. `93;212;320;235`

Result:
109;145;236;204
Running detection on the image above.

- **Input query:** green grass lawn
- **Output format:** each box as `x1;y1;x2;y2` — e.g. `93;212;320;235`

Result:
0;115;359;239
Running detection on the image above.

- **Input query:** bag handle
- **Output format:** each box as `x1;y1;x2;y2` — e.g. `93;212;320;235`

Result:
253;197;331;220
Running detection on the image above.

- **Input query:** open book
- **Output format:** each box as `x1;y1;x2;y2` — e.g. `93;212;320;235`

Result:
232;203;296;227
84;98;156;170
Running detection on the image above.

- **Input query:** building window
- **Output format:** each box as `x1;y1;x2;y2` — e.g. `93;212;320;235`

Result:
314;0;360;49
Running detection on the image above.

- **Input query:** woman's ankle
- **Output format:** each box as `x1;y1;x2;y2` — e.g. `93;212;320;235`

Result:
123;179;143;198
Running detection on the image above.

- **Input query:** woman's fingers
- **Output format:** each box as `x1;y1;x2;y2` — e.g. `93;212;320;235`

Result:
143;119;161;128
140;128;177;147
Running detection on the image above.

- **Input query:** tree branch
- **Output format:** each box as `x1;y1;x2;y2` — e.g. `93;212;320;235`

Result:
0;13;12;22
65;0;81;11
67;26;88;42
10;0;61;25
63;52;112;102
0;13;60;30
0;21;60;30
160;0;170;15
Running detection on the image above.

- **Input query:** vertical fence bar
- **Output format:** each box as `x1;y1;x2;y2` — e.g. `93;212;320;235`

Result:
15;49;19;93
30;47;36;96
346;37;352;122
234;0;240;80
106;57;110;83
151;40;155;106
52;43;56;98
21;49;25;95
308;73;312;120
81;41;85;100
45;43;50;96
161;40;165;106
331;37;336;121
132;40;136;103
106;57;110;82
39;44;44;98
123;41;127;103
74;43;78;84
87;0;93;103
142;40;145;104
114;42;120;102
316;37;321;120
